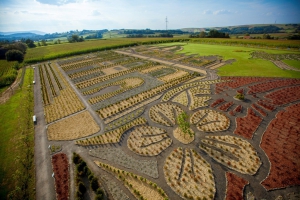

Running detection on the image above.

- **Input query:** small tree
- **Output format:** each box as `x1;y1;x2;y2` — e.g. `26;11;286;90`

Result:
176;112;193;138
78;182;86;194
90;177;99;191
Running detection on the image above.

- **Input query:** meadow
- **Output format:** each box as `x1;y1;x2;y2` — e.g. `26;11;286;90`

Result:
157;42;300;78
188;38;300;49
0;67;35;199
282;60;300;69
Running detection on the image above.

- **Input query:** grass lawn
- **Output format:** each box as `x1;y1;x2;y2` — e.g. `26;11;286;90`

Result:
282;59;300;70
156;42;300;78
0;67;35;199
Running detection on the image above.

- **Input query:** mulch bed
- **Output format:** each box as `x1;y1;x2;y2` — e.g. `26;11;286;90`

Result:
52;153;69;200
260;103;300;190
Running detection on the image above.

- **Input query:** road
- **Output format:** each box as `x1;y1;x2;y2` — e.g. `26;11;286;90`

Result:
34;65;56;200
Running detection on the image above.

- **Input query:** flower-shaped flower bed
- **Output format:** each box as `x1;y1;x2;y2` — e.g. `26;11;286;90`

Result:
190;109;230;132
164;147;215;200
127;125;172;156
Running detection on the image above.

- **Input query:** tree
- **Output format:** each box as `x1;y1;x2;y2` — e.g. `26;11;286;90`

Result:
41;40;47;46
199;31;206;38
78;182;86;194
68;34;84;42
8;42;27;53
90;177;99;191
5;49;24;62
25;39;36;48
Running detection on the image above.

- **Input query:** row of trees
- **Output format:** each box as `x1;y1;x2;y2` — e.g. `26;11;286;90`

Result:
73;153;105;200
190;30;230;38
219;25;282;34
126;33;174;38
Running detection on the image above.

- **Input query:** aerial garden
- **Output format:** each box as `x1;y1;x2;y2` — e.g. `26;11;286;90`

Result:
2;39;299;199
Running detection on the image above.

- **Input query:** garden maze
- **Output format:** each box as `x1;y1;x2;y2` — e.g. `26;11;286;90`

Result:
36;45;300;200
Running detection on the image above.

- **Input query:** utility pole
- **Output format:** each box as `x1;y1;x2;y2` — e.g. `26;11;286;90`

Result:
166;16;168;31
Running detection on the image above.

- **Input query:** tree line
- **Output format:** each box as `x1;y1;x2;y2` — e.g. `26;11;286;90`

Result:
126;33;174;38
189;30;230;38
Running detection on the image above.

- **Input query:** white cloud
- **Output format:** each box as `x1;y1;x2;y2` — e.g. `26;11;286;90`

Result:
203;9;212;15
92;10;100;16
213;9;232;15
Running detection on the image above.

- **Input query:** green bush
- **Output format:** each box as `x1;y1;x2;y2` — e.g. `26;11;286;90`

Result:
5;49;24;62
235;93;245;100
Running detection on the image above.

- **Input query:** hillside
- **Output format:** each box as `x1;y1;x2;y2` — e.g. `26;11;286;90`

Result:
182;23;300;34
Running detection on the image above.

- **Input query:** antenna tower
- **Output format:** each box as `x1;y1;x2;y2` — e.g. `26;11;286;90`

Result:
166;16;168;31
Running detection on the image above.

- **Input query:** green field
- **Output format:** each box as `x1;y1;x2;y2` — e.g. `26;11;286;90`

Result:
188;38;300;49
0;67;35;199
157;42;300;78
282;59;300;69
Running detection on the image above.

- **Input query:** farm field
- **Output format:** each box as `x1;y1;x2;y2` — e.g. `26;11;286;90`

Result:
24;38;187;64
28;44;300;200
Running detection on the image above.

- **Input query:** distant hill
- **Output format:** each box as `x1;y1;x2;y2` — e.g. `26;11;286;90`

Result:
0;30;46;35
181;24;300;34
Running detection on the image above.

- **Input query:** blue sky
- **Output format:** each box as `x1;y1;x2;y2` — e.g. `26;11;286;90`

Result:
0;0;299;33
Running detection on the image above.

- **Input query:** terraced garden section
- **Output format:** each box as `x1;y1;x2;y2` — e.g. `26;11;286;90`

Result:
260;103;300;190
47;111;100;140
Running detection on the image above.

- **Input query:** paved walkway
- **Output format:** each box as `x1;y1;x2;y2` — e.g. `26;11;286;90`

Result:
114;50;207;75
34;65;56;200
